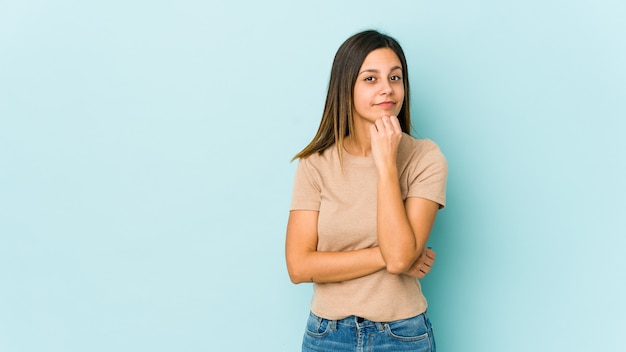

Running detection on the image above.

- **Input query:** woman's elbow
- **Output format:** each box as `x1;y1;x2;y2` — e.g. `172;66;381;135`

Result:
386;261;409;275
287;263;309;284
384;246;424;275
385;258;411;275
288;272;306;284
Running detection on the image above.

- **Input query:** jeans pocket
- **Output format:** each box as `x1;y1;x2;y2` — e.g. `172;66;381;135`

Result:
384;314;430;342
304;312;331;338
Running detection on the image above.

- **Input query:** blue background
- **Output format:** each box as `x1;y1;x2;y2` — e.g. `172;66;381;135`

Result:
1;0;625;351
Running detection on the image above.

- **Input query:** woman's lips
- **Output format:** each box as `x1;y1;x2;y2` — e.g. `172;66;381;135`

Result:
376;101;395;108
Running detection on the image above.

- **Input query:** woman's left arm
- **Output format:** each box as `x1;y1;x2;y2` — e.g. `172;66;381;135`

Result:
376;174;440;274
370;116;440;274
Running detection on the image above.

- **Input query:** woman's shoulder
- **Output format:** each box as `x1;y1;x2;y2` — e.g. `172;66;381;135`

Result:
399;133;445;159
297;144;339;167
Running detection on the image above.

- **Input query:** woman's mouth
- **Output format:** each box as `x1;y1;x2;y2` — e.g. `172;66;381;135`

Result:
376;101;395;108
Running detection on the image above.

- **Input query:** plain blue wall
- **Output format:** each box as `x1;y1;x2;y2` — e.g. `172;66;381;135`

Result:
1;0;625;351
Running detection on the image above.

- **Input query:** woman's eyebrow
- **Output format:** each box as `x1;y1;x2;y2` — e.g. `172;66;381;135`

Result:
358;66;403;75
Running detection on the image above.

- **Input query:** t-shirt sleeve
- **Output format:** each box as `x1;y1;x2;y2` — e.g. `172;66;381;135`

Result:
407;143;448;209
290;157;322;211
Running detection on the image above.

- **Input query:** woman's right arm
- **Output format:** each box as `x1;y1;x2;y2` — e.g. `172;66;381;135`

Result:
285;210;387;284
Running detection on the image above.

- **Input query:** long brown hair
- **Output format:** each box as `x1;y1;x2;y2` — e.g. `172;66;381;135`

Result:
293;30;411;162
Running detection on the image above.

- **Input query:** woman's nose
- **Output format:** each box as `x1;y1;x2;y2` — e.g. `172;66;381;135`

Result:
380;80;393;95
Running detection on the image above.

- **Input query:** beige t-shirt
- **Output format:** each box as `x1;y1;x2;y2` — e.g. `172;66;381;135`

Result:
290;133;448;322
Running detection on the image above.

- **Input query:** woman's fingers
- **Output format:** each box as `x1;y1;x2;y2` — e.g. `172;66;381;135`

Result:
423;247;436;261
374;117;387;133
388;115;401;132
404;247;436;279
370;115;402;171
372;116;401;135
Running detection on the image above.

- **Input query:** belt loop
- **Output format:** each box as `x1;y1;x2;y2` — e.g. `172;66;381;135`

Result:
330;319;337;331
375;322;385;332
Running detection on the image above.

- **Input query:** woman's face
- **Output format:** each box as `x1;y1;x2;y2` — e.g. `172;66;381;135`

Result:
352;48;405;127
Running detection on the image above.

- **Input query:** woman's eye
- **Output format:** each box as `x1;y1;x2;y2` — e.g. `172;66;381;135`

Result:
391;75;403;81
364;76;375;82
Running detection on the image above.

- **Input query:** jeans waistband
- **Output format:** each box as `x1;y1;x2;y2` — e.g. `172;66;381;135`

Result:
334;311;428;325
331;316;384;332
311;311;428;332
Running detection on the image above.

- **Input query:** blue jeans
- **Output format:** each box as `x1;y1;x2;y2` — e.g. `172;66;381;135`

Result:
302;311;436;352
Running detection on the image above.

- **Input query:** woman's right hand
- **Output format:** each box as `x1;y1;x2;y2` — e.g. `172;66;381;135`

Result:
403;247;436;279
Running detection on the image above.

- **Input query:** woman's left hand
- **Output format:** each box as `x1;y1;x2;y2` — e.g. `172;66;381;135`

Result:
403;247;436;279
370;115;403;172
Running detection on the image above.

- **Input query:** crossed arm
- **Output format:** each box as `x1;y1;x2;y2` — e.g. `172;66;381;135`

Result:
285;197;439;284
286;116;441;284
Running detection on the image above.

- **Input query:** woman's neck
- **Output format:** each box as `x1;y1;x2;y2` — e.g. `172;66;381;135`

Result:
344;126;372;157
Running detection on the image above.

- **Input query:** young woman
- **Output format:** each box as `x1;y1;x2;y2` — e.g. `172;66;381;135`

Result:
286;30;447;352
